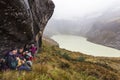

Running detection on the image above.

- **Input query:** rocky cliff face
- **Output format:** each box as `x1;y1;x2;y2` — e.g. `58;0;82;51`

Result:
0;0;55;53
84;7;120;50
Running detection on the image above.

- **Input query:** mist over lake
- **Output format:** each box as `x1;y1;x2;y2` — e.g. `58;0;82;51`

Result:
51;35;120;57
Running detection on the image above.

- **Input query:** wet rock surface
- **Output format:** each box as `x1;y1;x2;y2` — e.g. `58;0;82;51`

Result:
0;0;55;53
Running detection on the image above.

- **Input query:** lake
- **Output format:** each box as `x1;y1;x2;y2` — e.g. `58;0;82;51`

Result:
51;35;120;57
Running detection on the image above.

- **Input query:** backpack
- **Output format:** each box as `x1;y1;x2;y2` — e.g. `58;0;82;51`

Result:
5;54;18;69
10;60;17;69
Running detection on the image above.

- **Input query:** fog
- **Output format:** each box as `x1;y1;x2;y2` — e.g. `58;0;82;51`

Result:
44;0;120;37
52;0;120;19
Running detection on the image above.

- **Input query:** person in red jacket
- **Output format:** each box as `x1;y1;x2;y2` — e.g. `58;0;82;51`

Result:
29;44;37;57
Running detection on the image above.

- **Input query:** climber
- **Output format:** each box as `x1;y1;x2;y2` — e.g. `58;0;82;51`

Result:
29;44;37;57
18;47;24;54
26;51;33;67
0;45;35;71
17;51;32;71
17;47;24;60
4;47;31;71
5;47;18;70
16;56;31;71
22;51;33;66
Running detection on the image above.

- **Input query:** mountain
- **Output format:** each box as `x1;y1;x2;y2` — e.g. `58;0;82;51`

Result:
86;7;120;50
44;15;99;37
44;5;120;50
0;0;55;53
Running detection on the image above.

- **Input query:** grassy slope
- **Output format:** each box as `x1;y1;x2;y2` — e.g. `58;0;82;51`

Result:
0;40;120;80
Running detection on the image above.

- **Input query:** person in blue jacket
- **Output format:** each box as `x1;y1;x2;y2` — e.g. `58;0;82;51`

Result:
6;48;18;70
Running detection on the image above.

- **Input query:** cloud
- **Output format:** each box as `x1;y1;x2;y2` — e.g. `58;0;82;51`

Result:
52;0;120;19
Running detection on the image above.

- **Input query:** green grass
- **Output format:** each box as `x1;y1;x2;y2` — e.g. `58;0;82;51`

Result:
0;40;120;80
76;57;86;62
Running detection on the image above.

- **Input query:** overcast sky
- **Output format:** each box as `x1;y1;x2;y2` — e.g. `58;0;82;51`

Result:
52;0;120;20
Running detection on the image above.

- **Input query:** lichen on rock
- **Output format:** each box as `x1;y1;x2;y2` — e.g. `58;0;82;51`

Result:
0;0;55;53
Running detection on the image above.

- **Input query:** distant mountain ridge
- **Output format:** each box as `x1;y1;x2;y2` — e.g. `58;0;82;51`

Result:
86;8;120;50
44;6;120;50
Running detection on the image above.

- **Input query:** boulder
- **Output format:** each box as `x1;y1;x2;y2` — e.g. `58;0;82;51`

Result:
0;0;55;53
